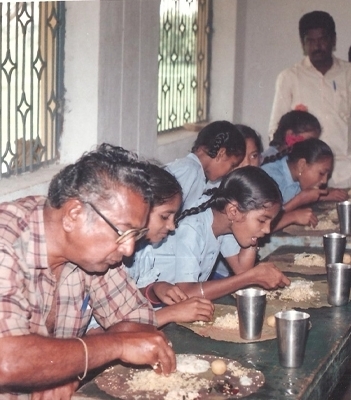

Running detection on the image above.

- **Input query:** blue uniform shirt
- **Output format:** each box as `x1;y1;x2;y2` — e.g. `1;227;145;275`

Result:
166;153;207;211
261;156;300;204
129;208;240;285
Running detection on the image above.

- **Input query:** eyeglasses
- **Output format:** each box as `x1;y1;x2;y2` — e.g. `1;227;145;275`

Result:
85;201;149;244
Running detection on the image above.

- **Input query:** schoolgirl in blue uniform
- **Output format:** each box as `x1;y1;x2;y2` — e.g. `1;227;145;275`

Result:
166;120;246;211
261;138;348;231
137;166;290;304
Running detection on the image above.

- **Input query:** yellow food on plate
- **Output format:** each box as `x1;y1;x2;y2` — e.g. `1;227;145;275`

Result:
211;359;227;375
266;315;276;328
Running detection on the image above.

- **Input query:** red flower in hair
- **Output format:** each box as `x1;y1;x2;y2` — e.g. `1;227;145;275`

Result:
285;135;306;147
294;104;308;112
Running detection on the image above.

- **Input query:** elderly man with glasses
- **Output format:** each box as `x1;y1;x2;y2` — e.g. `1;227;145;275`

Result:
0;144;175;399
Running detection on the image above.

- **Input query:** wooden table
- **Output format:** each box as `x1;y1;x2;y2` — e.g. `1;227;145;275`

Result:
75;291;351;400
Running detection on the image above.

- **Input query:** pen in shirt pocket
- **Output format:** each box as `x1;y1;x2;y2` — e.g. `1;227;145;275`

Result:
81;293;90;314
333;80;337;91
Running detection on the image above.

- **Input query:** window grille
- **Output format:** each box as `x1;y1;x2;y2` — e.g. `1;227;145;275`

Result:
0;2;65;179
157;0;212;133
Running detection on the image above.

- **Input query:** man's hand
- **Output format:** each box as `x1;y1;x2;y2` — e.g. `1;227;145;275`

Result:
114;330;176;375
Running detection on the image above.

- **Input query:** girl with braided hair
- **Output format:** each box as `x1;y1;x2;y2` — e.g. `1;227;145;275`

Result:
261;138;348;231
210;124;263;280
137;166;290;304
125;164;214;326
166;120;246;211
261;110;321;164
87;164;214;330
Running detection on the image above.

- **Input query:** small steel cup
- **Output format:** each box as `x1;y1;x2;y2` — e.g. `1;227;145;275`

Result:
326;263;351;306
275;310;310;368
323;232;346;266
236;288;266;340
337;201;351;235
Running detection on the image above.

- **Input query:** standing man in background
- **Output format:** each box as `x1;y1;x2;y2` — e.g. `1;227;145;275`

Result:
269;11;351;187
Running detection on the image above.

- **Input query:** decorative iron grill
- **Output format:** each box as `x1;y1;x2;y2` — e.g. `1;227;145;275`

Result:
0;2;64;179
157;0;212;133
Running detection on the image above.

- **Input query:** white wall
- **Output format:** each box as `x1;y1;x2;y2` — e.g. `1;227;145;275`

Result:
60;1;100;163
61;0;162;162
236;0;351;148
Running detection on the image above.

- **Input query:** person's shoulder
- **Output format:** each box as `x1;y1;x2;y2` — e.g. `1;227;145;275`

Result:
167;153;199;168
0;196;46;245
333;56;351;71
166;153;201;175
0;195;45;217
261;156;285;173
261;146;278;159
276;58;306;78
178;208;210;234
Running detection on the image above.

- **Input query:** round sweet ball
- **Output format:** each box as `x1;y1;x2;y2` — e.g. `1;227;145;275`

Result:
266;315;276;328
211;359;227;375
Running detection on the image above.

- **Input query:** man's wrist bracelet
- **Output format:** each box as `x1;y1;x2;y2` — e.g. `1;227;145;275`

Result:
75;337;88;381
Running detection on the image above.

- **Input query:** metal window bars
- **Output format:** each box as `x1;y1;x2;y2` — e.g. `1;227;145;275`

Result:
157;0;212;133
0;2;64;179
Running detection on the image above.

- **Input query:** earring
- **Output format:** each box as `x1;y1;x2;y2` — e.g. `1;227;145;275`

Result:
298;171;302;176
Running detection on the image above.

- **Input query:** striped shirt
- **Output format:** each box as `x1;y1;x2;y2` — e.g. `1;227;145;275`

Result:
0;196;156;399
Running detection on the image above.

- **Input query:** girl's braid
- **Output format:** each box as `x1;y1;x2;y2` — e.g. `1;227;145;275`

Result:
175;195;218;226
207;132;227;158
261;146;292;165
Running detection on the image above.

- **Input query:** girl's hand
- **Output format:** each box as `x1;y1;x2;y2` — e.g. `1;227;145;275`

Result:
299;188;328;205
153;282;188;305
321;188;348;202
164;297;215;323
250;262;290;289
292;208;318;227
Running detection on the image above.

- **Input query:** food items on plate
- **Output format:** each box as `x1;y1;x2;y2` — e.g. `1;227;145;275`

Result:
212;312;239;329
176;354;210;374
211;359;227;375
306;219;338;231
294;253;325;267
294;252;351;266
94;354;265;399
266;315;276;328
266;280;319;302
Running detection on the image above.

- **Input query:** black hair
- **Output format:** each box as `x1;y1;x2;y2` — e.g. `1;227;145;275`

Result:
47;143;153;208
176;166;282;224
261;147;291;166
191;120;246;159
299;11;336;40
269;110;321;148
262;137;332;167
287;137;333;164
146;163;182;206
235;124;263;153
